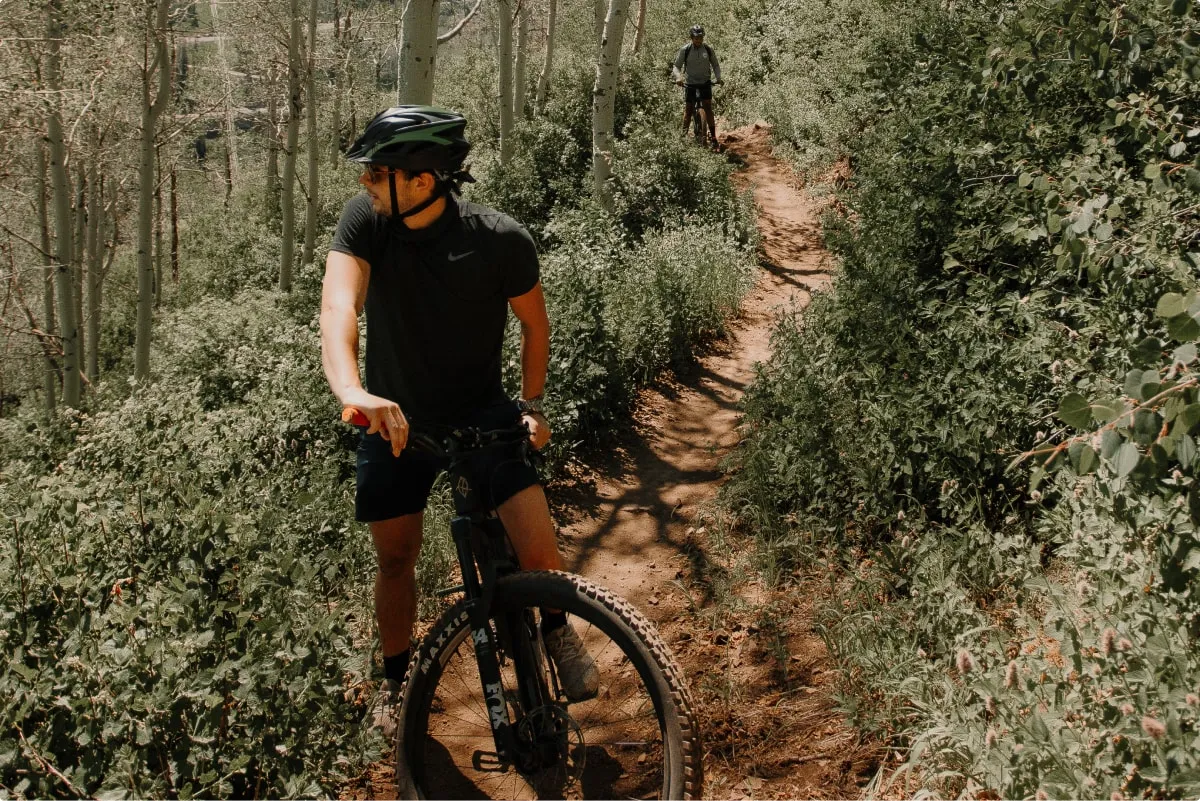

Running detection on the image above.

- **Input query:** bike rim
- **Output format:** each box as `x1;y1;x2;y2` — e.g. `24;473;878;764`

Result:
408;600;677;799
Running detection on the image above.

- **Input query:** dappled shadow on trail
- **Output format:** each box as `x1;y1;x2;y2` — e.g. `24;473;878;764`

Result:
550;122;877;799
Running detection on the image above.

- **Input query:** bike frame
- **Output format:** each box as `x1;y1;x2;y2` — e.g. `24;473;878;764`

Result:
423;427;556;773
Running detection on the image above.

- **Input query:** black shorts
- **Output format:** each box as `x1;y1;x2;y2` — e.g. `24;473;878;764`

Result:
355;401;540;522
684;82;713;103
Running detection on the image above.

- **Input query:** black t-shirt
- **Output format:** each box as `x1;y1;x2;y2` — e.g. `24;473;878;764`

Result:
330;193;539;423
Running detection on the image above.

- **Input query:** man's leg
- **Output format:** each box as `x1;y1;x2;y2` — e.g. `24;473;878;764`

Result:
702;99;717;143
370;513;425;659
498;484;598;701
497;484;560;571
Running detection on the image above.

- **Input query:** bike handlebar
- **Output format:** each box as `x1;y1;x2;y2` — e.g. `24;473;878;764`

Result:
341;406;532;459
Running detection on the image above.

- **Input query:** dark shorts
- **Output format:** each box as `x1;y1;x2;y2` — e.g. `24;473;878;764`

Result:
684;82;713;103
355;401;540;522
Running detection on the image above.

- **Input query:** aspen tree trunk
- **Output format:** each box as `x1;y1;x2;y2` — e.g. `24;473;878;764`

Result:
398;0;438;104
35;145;58;412
86;161;102;384
154;145;163;307
46;0;80;406
170;166;179;283
279;0;302;292
330;0;343;163
513;1;529;119
594;0;605;43
266;62;280;220
535;0;557;110
73;162;86;365
209;0;239;188
302;0;319;267
497;0;515;164
633;0;647;55
135;0;172;381
592;0;631;212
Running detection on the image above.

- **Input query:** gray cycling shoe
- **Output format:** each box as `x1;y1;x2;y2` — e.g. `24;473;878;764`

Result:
372;679;418;798
370;678;403;740
544;623;600;701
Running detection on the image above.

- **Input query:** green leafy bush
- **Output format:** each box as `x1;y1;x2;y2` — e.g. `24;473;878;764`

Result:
725;0;1200;795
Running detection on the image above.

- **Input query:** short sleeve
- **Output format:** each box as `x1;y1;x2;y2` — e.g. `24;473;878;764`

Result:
330;193;379;265
501;223;540;298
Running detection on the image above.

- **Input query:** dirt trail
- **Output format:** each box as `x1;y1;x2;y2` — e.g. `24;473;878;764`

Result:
556;123;874;799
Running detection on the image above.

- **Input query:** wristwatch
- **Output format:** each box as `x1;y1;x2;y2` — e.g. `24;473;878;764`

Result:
517;396;545;416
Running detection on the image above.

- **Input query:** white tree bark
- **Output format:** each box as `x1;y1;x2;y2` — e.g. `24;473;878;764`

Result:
86;149;102;384
497;0;515;164
46;0;80;404
330;0;343;163
592;0;631;211
513;1;530;120
535;0;557;110
398;0;438;104
302;0;319;267
134;0;172;381
266;60;280;219
633;0;647;55
209;0;239;188
279;0;302;292
35;144;58;412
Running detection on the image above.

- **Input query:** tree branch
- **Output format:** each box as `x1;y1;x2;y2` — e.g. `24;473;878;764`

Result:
437;0;484;44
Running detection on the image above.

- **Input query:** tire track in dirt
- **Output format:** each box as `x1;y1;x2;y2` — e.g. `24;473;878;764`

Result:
555;122;876;799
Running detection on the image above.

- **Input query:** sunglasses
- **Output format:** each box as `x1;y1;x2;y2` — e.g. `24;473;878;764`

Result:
360;164;390;182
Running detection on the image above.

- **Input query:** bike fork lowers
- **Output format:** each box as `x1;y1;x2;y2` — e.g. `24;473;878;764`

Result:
450;513;521;767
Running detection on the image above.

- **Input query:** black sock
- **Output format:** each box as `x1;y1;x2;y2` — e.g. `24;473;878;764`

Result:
384;648;411;684
540;610;568;634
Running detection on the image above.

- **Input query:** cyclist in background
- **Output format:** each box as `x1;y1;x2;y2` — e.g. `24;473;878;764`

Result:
319;107;599;749
673;24;723;149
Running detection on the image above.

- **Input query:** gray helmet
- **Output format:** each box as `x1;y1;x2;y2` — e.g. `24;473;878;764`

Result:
689;24;704;37
345;105;471;175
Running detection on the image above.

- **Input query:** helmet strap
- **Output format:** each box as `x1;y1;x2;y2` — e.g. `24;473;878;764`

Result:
390;172;447;226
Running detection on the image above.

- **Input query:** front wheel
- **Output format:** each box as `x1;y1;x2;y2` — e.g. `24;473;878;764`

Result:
399;571;702;799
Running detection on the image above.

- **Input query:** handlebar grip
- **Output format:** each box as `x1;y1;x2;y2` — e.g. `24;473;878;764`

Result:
341;406;369;427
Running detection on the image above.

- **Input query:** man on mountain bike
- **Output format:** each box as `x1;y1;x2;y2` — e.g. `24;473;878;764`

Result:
673;24;723;149
319;107;599;743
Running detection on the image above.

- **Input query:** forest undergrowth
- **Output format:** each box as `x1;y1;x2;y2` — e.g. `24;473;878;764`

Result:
720;0;1200;797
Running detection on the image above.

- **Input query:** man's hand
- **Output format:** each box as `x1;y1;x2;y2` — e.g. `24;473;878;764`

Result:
523;412;551;451
343;389;410;456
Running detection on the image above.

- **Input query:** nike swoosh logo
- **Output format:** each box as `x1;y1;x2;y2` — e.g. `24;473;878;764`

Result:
447;250;475;262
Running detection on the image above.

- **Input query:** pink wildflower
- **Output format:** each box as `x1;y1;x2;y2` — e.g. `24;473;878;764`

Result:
1141;716;1166;740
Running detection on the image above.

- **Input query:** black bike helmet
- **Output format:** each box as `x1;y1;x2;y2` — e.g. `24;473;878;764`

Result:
346;105;474;221
689;24;704;37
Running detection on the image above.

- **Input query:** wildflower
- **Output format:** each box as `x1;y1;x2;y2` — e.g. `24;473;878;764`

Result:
1036;790;1048;800
986;696;997;715
1030;490;1043;502
1111;793;1124;801
897;510;906;521
956;649;976;675
1075;578;1090;598
917;647;927;659
1141;716;1166;740
1186;694;1198;707
1120;703;1135;715
1013;743;1024;753
1172;468;1183;481
985;728;997;747
1100;628;1116;655
1004;660;1018;689
1117;638;1132;652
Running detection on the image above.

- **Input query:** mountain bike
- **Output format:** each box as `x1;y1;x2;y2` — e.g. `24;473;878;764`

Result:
681;81;721;149
342;408;703;799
